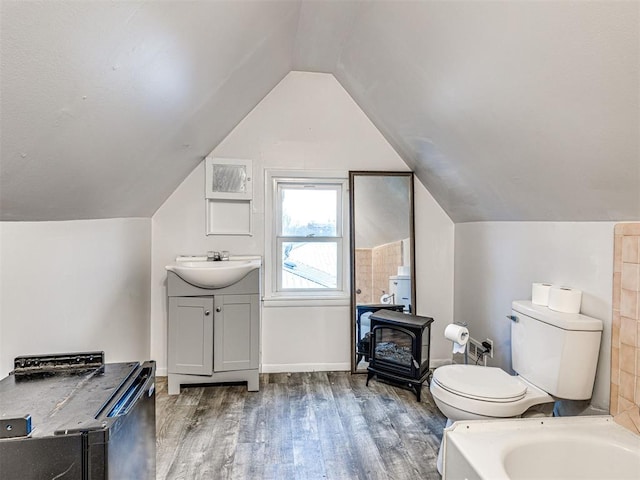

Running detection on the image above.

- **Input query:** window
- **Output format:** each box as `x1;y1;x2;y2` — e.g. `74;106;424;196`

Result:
266;171;349;300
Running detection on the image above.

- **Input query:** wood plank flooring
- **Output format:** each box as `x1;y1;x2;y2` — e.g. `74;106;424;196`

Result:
155;372;447;480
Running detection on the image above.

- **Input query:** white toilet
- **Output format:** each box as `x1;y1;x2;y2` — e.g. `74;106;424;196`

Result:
431;300;603;472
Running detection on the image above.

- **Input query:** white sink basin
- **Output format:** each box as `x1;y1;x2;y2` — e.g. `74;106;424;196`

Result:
165;258;261;289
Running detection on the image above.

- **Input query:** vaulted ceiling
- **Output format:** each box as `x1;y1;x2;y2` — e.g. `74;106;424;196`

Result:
1;1;638;222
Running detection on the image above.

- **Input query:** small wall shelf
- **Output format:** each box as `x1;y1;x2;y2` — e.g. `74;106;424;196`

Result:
206;199;252;236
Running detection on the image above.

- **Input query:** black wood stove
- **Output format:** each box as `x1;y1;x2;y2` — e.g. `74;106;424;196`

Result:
366;309;433;401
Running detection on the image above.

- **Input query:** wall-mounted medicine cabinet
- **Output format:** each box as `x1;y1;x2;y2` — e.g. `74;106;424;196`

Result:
205;157;252;200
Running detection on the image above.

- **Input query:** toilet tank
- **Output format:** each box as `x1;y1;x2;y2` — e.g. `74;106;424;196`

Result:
389;275;411;312
510;300;603;400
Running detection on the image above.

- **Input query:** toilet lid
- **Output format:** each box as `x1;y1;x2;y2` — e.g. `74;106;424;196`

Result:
432;365;527;402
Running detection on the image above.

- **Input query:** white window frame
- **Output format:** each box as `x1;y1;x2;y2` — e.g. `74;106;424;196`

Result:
264;170;350;305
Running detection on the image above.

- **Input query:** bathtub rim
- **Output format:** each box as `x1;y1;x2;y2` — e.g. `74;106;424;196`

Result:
442;415;640;480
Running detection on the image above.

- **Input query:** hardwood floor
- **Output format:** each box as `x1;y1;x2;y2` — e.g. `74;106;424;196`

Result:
155;372;447;480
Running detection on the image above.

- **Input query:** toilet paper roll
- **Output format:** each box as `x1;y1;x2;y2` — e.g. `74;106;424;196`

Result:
444;324;469;354
532;283;554;306
452;341;466;355
548;286;582;314
380;293;393;304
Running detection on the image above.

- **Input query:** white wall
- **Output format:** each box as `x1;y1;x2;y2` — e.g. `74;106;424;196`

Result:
0;218;151;377
151;71;454;374
454;222;615;410
415;182;456;366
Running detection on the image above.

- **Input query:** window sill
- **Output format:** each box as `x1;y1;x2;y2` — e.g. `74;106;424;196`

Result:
262;296;351;308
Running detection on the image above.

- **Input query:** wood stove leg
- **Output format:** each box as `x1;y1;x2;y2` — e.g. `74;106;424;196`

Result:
366;371;374;386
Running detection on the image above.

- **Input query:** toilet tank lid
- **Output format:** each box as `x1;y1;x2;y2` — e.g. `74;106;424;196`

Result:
512;301;603;331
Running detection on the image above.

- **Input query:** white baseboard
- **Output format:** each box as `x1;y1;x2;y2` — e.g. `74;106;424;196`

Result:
261;362;351;373
158;361;450;377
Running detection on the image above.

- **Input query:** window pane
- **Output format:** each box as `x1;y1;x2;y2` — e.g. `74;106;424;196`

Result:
281;242;337;289
281;188;337;237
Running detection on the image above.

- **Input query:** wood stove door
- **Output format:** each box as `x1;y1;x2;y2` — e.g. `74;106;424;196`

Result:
370;325;418;378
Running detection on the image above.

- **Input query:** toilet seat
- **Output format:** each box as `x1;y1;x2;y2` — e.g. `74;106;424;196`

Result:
432;365;527;402
430;365;553;420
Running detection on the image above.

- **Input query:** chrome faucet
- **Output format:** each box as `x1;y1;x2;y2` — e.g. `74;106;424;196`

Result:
207;251;221;261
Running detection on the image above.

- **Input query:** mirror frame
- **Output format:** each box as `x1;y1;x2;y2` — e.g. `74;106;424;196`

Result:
349;171;416;373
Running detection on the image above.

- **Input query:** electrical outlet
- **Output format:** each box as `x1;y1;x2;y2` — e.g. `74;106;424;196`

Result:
486;338;494;358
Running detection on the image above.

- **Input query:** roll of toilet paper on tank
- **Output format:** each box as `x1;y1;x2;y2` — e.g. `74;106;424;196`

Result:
548;286;582;314
531;283;554;306
398;266;410;276
444;324;469;354
380;293;393;304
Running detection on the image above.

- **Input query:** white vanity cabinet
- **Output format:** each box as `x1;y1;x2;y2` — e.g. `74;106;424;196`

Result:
166;269;260;395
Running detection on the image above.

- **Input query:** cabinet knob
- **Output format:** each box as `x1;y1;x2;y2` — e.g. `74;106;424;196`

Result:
216;307;222;313
205;310;210;316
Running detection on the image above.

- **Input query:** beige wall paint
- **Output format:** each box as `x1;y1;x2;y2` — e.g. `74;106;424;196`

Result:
611;223;640;433
372;241;403;300
355;248;373;304
355;241;405;304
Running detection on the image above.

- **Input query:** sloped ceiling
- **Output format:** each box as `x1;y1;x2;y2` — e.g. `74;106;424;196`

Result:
0;0;299;220
295;1;640;222
2;1;638;222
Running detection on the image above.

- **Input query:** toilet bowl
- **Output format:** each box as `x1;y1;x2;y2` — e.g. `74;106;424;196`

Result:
432;365;555;474
430;364;553;421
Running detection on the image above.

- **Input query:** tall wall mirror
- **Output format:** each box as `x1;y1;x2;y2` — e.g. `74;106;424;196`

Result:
349;171;416;373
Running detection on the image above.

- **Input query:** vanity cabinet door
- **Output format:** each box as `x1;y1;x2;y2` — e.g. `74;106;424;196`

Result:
214;294;259;372
168;296;214;376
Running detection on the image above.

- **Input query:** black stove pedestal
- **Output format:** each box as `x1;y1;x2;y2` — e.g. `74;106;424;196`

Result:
365;310;433;401
366;365;432;402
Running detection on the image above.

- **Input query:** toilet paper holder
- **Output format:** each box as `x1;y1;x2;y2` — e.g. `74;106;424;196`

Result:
448;322;469;364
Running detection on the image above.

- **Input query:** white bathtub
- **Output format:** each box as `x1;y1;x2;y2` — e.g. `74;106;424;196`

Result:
443;416;640;480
